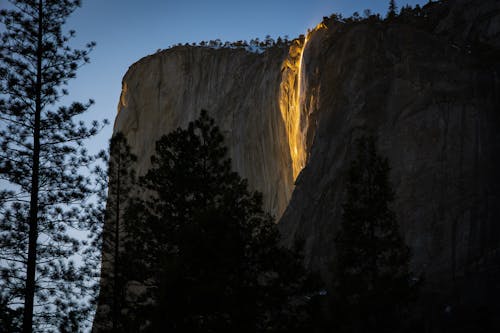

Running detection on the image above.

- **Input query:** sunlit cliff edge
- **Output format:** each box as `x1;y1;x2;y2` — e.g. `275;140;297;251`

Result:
113;26;327;219
96;0;500;330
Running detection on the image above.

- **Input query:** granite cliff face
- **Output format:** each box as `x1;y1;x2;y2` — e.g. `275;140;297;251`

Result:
97;0;500;329
279;0;500;317
114;46;297;219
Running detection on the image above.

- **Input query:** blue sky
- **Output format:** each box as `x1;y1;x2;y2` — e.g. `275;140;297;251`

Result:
54;0;429;152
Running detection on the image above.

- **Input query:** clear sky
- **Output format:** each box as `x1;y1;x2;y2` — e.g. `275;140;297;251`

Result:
40;0;429;152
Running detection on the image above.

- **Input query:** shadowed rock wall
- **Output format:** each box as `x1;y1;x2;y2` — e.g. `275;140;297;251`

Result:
279;0;500;322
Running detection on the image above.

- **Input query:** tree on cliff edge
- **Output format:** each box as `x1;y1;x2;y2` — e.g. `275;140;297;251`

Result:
387;0;398;19
0;1;106;331
333;136;416;333
119;110;319;332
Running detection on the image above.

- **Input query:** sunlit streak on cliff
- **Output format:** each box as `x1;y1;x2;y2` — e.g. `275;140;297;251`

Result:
294;33;308;177
279;23;326;181
278;36;306;181
118;82;128;112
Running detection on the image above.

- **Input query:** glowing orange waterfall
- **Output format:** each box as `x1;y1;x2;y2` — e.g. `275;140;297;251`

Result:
279;37;306;181
294;34;308;178
279;23;325;181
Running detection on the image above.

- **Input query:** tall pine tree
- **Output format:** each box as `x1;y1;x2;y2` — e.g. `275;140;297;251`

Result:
91;133;137;333
387;0;398;19
333;136;415;333
0;1;106;331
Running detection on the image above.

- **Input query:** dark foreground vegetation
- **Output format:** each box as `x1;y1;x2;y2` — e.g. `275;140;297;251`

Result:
95;111;320;332
92;111;416;333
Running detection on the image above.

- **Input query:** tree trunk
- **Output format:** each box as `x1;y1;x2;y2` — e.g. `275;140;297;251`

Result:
22;1;43;332
112;147;121;333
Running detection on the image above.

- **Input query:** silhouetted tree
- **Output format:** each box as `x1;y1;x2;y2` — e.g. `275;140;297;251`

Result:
264;34;274;47
399;5;412;18
0;294;22;332
107;133;136;333
89;133;137;333
387;0;398;19
333;136;416;333
122;110;319;332
0;1;106;331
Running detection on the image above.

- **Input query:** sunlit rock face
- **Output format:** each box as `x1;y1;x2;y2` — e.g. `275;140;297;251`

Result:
115;46;298;219
279;23;327;180
279;38;306;180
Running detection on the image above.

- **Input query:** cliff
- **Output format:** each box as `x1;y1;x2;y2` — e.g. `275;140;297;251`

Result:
113;43;308;219
279;0;500;323
96;0;500;329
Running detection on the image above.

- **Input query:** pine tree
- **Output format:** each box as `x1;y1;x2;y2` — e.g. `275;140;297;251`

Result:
90;133;137;333
107;133;137;333
333;136;415;333
114;110;319;332
387;0;398;19
0;1;106;331
0;294;23;332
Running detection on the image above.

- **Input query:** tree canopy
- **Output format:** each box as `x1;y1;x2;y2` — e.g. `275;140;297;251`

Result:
388;0;398;18
0;1;106;331
105;110;319;332
333;136;416;333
